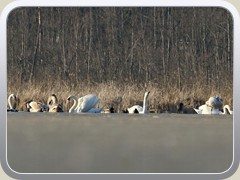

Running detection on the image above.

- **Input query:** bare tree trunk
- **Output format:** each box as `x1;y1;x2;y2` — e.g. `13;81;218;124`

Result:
29;8;41;84
87;8;92;86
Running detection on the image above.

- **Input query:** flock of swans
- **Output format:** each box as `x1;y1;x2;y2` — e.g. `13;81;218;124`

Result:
7;92;233;115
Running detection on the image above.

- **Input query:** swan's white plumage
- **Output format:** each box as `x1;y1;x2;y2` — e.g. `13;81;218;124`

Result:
194;104;212;114
67;95;78;113
128;105;143;114
76;94;100;112
194;96;224;115
218;105;233;115
7;94;18;112
127;91;150;114
68;94;103;113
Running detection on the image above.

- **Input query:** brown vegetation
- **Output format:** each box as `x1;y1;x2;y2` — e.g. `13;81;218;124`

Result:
7;81;232;113
7;7;233;112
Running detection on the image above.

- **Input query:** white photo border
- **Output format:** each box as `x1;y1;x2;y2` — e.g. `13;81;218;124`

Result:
0;0;239;179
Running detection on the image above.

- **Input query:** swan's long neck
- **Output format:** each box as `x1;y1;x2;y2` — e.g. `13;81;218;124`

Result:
69;96;78;113
223;105;232;114
8;94;14;109
52;96;58;104
48;95;58;106
142;92;149;113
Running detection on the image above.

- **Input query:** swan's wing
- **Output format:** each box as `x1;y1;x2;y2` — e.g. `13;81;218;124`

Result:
82;95;98;112
136;105;143;112
91;98;100;107
87;106;104;113
199;104;206;110
78;94;100;112
76;97;84;112
128;105;143;114
198;104;212;114
211;108;222;114
85;94;100;108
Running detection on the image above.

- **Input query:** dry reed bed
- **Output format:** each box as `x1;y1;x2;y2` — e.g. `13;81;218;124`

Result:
7;82;233;113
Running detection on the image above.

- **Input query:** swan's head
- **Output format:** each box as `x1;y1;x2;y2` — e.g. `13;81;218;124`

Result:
51;94;58;100
67;96;72;102
48;94;58;106
66;95;78;109
144;91;150;97
9;93;17;99
8;93;18;109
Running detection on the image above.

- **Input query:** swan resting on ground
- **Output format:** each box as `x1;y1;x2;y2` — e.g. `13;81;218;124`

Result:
67;94;104;113
127;91;150;114
7;94;18;112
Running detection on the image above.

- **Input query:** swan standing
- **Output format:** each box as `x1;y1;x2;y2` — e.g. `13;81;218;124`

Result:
127;91;150;114
7;94;18;112
67;94;104;113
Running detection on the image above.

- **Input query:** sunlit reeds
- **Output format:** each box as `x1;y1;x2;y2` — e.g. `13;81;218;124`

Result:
7;80;233;113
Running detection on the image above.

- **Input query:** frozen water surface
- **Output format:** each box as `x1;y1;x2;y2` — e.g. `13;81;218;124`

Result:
7;112;233;173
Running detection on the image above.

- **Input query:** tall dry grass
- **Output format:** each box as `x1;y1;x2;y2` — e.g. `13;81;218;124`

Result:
7;80;233;113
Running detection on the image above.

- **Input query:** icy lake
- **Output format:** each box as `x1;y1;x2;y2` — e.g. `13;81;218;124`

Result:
7;112;233;173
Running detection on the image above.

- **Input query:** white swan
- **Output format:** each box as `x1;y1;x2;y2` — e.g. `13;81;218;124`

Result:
194;104;233;115
67;94;104;113
47;94;64;112
194;96;225;115
127;91;150;114
7;94;18;112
